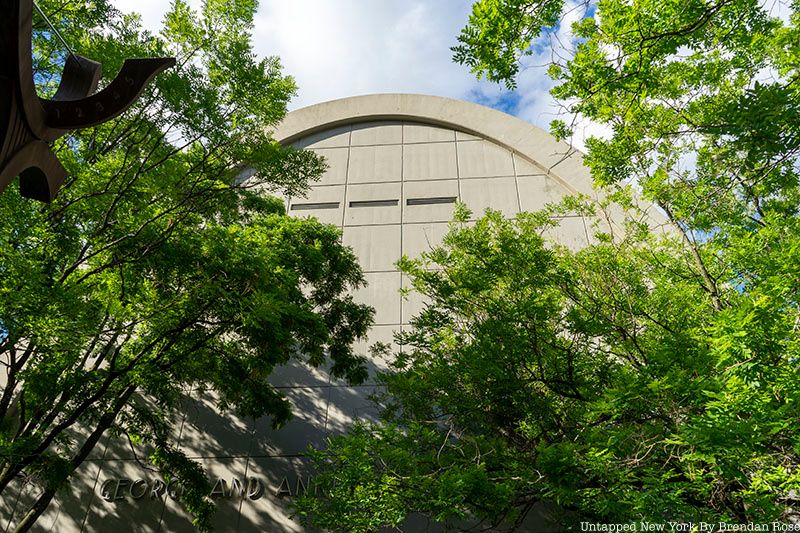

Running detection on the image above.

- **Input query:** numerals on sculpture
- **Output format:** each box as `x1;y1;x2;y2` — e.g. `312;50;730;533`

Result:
0;0;175;202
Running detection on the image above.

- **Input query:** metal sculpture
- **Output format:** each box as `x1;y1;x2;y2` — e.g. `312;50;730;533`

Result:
0;0;175;202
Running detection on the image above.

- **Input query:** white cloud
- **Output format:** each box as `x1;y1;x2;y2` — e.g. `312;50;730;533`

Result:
113;0;171;32
111;0;566;133
252;1;501;110
107;0;798;151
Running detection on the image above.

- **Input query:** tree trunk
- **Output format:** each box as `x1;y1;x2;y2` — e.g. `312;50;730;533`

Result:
9;384;136;532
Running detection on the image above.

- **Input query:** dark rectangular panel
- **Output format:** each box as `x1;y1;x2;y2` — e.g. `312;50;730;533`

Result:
406;196;457;206
291;202;340;210
348;199;399;208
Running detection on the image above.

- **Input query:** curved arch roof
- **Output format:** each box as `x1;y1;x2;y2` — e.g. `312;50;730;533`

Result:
273;93;596;198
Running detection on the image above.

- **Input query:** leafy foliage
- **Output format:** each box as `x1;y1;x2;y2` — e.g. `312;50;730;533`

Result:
0;1;371;531
299;202;800;529
297;0;800;529
452;0;567;89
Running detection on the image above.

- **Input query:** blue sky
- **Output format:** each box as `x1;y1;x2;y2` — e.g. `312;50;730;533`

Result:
109;0;795;151
114;0;577;135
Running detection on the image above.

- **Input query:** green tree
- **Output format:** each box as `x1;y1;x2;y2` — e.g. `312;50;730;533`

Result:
0;1;372;531
296;0;800;529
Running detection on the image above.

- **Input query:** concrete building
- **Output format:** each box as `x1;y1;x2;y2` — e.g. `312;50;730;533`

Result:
1;94;652;532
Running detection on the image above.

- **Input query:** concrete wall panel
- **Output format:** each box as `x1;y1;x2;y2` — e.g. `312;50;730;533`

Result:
460;176;519;218
401;278;431;325
311;147;349;186
344;183;402;226
342;224;401;272
269;359;332;388
347;324;400;384
517;175;567;212
0;478;18;532
288;185;344;226
455;131;480;141
402;180;458;223
238;457;309;533
513;153;545;176
351;272;401;325
544;216;590;251
44;461;102;533
292;125;350;149
324;385;383;436
178;391;252;458
2;475;46;533
347;145;402;183
81;460;166;533
350;121;403;146
402;142;458;181
457;140;515;178
99;397;182;462
250;387;329;456
158;458;249;533
403;123;455;143
402;222;449;259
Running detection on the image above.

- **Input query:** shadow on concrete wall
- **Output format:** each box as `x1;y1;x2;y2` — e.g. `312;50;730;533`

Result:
1;355;389;532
